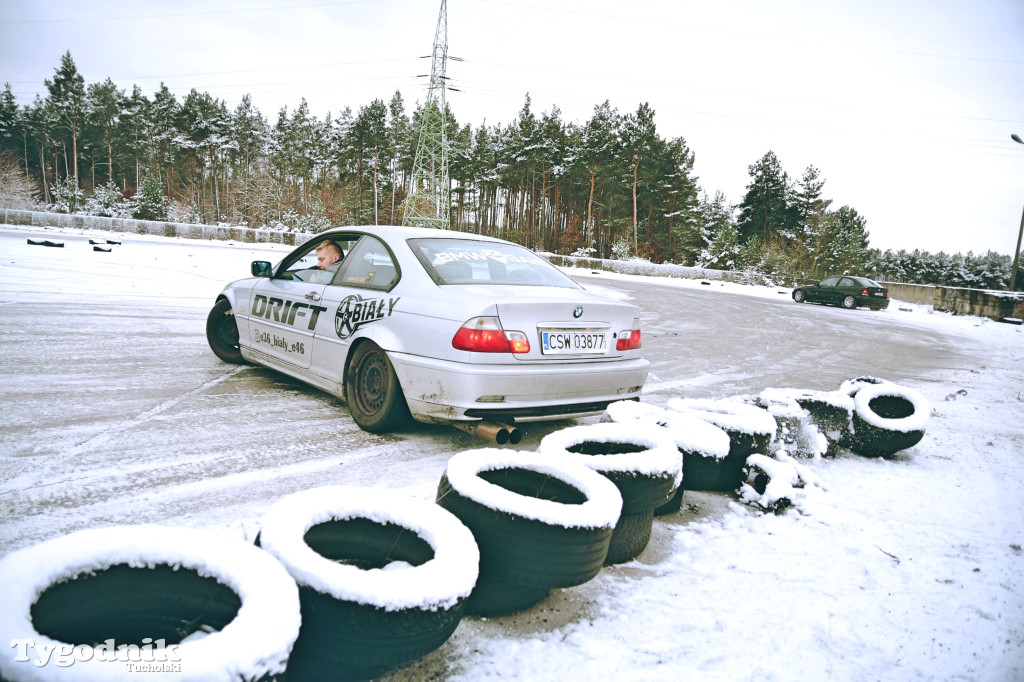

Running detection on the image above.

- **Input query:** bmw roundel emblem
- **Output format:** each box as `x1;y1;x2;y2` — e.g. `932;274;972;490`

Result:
573;305;583;318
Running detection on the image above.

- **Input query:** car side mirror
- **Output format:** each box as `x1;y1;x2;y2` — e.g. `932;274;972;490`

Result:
252;261;273;277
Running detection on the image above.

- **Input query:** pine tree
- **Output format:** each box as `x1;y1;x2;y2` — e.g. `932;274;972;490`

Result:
44;51;86;181
85;78;123;185
697;191;740;269
134;172;168;221
737;150;793;245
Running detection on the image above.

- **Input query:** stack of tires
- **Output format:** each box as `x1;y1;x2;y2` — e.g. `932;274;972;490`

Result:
436;450;622;615
257;486;479;680
537;423;681;563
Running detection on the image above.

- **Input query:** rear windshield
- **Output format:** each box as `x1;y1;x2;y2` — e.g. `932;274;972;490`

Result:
408;238;581;288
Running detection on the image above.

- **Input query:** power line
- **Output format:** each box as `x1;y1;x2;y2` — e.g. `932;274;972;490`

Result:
0;0;381;25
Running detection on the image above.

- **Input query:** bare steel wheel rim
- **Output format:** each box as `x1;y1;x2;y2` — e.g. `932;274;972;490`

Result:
356;351;389;415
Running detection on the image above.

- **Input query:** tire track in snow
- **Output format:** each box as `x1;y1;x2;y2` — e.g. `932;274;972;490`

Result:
1;366;248;495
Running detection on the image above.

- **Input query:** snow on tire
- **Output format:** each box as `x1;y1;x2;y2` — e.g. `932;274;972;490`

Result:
256;486;479;680
847;382;930;457
739;454;826;515
666;398;777;492
786;389;855;457
436;450;622;615
538;423;680;563
0;525;300;682
603;399;731;498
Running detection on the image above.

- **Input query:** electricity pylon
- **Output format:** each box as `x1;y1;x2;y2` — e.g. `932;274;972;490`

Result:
402;0;452;229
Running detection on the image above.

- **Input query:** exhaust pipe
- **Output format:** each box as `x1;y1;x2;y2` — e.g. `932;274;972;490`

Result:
453;421;522;445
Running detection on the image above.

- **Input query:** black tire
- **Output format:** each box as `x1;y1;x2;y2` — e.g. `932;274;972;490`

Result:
538;423;679;562
848;383;929;457
344;341;410;433
680;451;726;491
464;576;550;617
653;483;685;516
604;508;655;565
665;398;776;492
841;295;856;309
257;486;479;677
715;431;772;491
437;450;621;608
792;289;805;303
537;423;681;513
0;526;300;682
789;389;855;457
206;297;244;364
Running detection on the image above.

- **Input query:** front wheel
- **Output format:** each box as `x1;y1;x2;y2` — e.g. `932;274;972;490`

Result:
841;295;856;309
206;298;244;364
344;342;410;433
792;290;805;303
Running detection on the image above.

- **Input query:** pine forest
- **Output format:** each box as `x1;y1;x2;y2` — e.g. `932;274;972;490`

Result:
1;52;1019;290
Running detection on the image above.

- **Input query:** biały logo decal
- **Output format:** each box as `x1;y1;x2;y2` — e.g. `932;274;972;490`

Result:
335;294;400;339
573;305;583;318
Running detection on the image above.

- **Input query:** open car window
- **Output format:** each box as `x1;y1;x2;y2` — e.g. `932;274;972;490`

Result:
408;238;580;288
331;236;399;289
277;235;361;283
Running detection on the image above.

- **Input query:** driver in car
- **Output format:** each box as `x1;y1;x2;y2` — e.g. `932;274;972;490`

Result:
317;240;343;271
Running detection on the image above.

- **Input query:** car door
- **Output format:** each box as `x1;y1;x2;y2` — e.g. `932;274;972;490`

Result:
309;235;402;383
244;235;360;370
836;277;858;304
809;276;840;303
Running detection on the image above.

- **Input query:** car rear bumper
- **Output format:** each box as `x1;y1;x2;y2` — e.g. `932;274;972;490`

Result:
388;351;650;424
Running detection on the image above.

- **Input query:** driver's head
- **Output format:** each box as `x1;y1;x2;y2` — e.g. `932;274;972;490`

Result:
316;241;342;269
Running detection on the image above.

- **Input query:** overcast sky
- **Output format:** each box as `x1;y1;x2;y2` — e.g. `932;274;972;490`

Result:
3;0;1023;256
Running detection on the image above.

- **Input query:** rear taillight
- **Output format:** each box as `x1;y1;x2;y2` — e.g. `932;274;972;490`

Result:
861;289;869;296
452;316;530;353
616;317;642;351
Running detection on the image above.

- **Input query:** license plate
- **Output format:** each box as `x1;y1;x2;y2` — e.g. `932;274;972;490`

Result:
541;331;607;355
873;292;886;297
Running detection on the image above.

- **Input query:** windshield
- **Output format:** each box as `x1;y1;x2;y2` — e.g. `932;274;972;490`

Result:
409;238;581;288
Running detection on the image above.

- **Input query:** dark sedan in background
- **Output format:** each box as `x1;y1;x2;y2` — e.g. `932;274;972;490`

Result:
792;275;890;310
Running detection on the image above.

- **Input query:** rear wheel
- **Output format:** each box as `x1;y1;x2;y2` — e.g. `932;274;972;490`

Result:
206;298;244;364
345;342;410;433
842;295;856;309
792;290;805;303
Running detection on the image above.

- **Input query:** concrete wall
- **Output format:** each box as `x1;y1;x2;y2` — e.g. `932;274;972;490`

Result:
882;281;1024;321
6;208;1021;321
0;208;312;246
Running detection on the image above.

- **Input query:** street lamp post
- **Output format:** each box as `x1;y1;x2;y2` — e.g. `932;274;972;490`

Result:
1012;134;1024;291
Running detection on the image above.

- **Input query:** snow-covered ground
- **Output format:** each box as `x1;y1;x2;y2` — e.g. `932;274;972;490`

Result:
1;225;1022;681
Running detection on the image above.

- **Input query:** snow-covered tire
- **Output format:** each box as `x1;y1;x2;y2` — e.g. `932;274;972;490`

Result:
538;423;680;563
666;398;776;492
602;399;731;495
847;383;929;457
256;486;478;679
838;375;887;397
0;526;300;682
436;450;622;614
789;389;855;456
